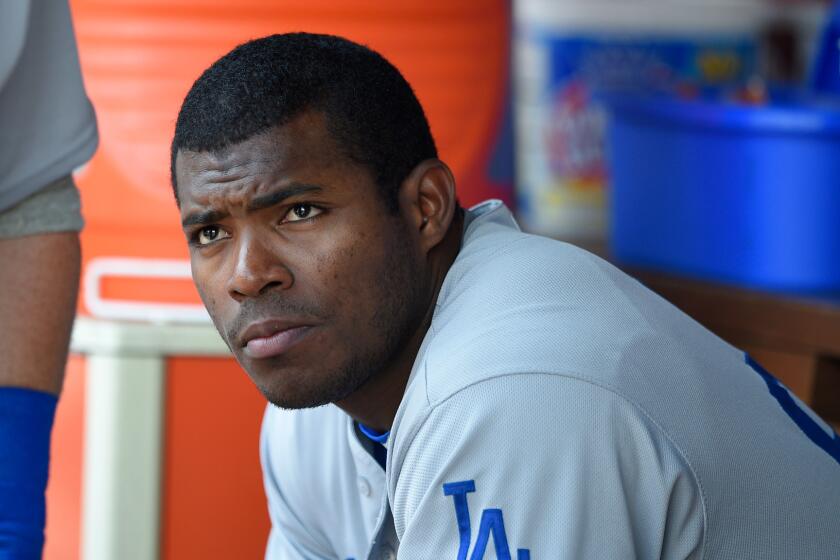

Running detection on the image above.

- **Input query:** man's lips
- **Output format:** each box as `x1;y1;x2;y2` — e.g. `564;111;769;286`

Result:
239;320;316;360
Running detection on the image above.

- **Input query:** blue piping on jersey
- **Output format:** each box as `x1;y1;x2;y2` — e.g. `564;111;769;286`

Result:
358;423;390;444
746;354;840;467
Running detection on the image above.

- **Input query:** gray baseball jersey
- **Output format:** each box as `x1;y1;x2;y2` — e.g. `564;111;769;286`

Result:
261;200;840;560
0;0;98;212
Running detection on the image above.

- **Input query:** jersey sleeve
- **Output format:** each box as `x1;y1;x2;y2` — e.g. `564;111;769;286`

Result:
259;407;334;560
390;374;705;560
0;0;98;212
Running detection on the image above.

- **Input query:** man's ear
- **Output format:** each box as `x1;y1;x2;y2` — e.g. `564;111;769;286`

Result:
398;159;458;254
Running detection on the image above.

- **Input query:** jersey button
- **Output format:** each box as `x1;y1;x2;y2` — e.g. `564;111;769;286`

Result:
381;546;396;560
358;477;372;497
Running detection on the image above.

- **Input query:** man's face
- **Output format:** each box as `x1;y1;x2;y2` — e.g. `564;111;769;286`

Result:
175;111;426;409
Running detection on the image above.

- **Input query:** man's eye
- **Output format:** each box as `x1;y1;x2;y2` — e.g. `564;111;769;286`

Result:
285;204;323;223
197;226;229;245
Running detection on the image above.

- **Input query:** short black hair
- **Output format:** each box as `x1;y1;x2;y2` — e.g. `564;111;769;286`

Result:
171;33;438;209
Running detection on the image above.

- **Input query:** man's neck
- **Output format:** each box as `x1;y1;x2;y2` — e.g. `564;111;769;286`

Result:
335;209;465;432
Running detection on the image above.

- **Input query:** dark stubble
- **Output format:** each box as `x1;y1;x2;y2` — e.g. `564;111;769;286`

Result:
222;221;426;410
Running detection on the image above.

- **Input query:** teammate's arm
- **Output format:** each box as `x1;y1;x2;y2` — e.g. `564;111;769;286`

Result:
0;230;81;559
391;375;705;559
0;1;96;556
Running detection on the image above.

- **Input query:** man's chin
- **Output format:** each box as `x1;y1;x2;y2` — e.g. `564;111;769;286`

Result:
261;388;335;410
252;369;366;411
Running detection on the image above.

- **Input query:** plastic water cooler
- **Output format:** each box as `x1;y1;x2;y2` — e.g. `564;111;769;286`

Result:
47;2;514;559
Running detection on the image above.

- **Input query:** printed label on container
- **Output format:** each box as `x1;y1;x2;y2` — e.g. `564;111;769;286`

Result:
515;33;756;239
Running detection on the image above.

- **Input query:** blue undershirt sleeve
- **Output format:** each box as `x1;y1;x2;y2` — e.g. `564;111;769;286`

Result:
0;387;58;560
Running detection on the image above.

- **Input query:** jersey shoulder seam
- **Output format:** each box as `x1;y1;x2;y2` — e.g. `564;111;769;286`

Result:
403;370;708;558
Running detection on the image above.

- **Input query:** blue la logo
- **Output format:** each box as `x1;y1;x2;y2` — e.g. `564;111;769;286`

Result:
443;480;530;560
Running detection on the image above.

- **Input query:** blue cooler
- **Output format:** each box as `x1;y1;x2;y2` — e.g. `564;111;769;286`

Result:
605;93;840;295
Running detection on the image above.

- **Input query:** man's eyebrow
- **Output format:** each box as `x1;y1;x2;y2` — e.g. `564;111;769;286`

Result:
181;183;324;228
181;209;228;228
247;183;323;212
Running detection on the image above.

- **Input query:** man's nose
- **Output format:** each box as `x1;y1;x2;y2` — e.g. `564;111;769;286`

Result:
226;234;293;300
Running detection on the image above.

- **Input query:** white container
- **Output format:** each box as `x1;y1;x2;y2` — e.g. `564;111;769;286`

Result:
513;0;781;240
71;318;228;560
